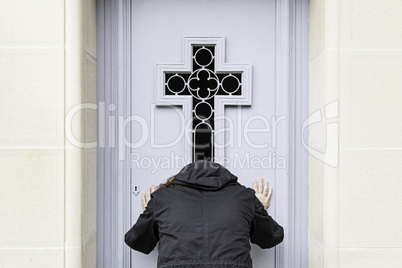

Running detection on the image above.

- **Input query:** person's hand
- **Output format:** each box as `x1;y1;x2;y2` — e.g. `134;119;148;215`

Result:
253;178;273;210
142;184;155;212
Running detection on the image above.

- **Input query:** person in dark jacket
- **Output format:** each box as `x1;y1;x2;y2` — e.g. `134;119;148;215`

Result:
125;160;284;268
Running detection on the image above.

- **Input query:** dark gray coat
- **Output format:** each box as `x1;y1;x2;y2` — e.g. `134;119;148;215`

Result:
125;161;284;268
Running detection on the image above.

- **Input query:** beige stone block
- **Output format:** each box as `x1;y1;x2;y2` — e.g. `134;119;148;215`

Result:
0;49;64;146
83;149;97;240
309;156;323;241
341;0;402;49
84;233;96;268
64;147;83;261
84;0;97;58
65;135;84;249
83;105;97;146
0;150;64;247
308;232;323;268
65;0;83;49
322;0;341;51
84;53;97;104
0;0;64;47
65;46;84;148
84;52;97;145
309;0;323;60
339;248;402;268
68;105;84;149
309;55;323;112
309;55;324;151
0;249;64;268
340;149;402;247
65;247;83;268
322;50;340;103
65;201;83;249
341;51;402;148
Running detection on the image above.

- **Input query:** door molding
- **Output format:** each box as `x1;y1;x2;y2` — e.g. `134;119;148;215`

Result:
96;0;309;267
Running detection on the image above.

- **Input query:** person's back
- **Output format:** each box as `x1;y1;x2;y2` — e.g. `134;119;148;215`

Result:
125;161;284;268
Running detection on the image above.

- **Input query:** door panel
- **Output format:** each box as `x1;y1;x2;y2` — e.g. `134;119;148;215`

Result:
130;0;278;267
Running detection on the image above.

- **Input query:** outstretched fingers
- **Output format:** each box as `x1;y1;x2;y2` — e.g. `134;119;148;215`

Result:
142;193;146;211
259;178;263;194
142;184;156;212
147;187;151;202
253;179;258;192
267;187;273;202
263;181;269;196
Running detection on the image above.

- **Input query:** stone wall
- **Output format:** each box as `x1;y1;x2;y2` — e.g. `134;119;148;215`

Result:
309;0;402;267
0;0;97;267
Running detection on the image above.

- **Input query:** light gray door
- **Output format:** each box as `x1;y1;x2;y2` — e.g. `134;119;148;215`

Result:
96;0;309;267
130;0;278;267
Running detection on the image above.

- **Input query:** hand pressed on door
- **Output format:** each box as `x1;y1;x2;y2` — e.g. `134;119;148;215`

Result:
253;178;273;210
142;184;155;212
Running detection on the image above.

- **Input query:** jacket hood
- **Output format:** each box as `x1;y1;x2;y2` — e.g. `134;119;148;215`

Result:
172;160;238;190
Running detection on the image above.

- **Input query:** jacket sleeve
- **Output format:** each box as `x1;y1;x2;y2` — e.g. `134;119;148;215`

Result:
249;196;284;249
124;197;159;254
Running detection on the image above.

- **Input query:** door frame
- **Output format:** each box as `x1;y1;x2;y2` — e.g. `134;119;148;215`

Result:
96;0;309;267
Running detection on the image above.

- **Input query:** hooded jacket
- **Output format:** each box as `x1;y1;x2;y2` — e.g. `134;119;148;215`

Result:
124;161;284;268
